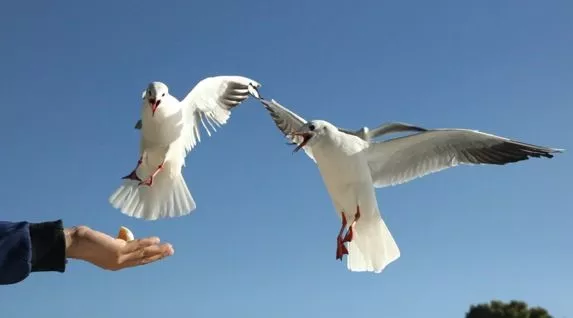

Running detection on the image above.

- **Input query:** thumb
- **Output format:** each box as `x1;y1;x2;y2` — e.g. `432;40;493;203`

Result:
116;226;135;242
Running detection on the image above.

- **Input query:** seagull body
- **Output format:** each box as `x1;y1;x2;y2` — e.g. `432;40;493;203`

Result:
259;98;563;273
110;76;261;220
309;123;400;273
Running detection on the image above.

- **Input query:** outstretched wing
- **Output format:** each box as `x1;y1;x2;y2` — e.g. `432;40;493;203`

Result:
180;75;261;153
258;98;316;162
365;128;563;188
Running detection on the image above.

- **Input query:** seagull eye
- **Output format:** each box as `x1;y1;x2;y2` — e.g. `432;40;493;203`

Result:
309;124;316;131
162;93;165;97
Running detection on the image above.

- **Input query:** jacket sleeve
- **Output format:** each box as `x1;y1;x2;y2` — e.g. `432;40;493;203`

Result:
0;220;67;285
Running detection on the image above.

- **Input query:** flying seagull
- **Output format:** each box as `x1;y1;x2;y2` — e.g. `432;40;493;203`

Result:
109;76;261;220
258;97;563;273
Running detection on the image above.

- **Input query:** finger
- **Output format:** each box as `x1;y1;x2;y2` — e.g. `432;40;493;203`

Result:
140;250;171;265
119;244;174;268
120;236;161;254
119;242;170;264
132;245;174;266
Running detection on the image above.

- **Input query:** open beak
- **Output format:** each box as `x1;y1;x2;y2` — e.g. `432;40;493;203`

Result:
149;98;161;116
289;131;314;153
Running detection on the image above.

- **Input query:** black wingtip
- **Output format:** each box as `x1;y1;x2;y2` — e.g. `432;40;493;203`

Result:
540;147;565;159
248;83;263;100
258;97;275;111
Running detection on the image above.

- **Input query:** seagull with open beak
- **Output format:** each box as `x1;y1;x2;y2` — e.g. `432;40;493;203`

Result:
257;97;563;274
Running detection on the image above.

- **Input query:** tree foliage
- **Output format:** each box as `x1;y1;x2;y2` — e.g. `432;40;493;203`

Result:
466;300;552;318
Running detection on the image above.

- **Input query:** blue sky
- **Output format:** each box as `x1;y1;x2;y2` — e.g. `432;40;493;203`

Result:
1;0;571;317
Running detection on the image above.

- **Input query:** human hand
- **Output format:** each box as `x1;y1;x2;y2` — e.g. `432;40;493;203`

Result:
65;226;174;271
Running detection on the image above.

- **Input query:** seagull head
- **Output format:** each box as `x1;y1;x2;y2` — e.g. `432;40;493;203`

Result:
290;120;334;152
144;82;169;116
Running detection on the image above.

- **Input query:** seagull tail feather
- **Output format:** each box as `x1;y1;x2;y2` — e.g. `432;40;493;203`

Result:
346;216;400;274
109;166;196;220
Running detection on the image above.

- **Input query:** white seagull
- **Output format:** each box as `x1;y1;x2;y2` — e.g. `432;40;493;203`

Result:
259;97;563;273
109;75;261;220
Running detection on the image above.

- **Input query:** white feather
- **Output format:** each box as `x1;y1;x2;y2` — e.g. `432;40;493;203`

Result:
109;142;196;220
180;75;262;153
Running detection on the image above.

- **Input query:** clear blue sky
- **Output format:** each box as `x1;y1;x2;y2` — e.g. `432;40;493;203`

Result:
1;0;571;317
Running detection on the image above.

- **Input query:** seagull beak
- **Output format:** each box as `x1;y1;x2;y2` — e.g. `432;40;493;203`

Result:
149;99;161;116
289;131;314;153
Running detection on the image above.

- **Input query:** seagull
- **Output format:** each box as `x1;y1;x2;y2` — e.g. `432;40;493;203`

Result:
258;97;563;273
109;75;261;220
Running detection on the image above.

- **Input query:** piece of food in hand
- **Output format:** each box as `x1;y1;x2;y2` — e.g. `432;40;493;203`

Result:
117;226;135;241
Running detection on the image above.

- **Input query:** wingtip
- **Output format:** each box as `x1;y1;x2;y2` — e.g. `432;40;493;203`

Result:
534;146;564;159
247;83;262;99
245;76;261;89
258;96;274;108
263;98;281;106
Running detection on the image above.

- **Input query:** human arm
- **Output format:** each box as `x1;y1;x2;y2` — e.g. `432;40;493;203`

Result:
0;220;173;285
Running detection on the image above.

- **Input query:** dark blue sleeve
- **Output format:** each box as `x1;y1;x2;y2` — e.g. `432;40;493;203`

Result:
0;221;32;285
0;220;67;285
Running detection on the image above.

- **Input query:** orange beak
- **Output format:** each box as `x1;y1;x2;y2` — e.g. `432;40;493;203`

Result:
289;131;313;153
149;99;161;116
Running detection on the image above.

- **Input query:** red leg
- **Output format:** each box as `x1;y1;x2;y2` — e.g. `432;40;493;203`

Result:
138;163;164;187
336;212;349;260
343;227;353;243
122;157;143;181
338;213;347;238
336;237;349;261
343;205;361;243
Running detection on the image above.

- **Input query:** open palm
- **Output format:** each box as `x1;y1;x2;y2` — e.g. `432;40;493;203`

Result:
66;226;174;271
